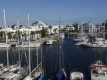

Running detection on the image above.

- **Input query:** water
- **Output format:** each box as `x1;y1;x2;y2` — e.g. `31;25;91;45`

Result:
0;37;107;80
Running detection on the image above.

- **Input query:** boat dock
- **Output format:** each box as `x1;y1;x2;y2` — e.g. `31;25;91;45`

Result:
7;33;63;47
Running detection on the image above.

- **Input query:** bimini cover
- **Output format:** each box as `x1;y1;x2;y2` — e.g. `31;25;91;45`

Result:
56;69;65;80
39;74;47;80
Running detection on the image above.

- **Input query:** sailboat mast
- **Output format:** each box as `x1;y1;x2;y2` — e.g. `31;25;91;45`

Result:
59;10;61;37
3;9;7;44
16;16;19;45
3;9;9;66
59;10;62;69
28;12;31;75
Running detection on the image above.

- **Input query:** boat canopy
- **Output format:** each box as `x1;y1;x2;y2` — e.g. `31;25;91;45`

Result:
56;69;65;80
39;74;48;80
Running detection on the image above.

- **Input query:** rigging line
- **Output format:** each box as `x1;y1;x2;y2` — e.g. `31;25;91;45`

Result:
25;51;28;66
50;45;55;78
42;47;46;74
21;49;23;66
40;38;43;69
51;43;57;79
19;49;21;67
55;43;59;69
59;10;62;69
42;46;47;74
61;40;65;69
36;48;38;67
106;54;107;65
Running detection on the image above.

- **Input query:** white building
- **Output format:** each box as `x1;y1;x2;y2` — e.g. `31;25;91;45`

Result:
0;21;66;40
82;22;105;33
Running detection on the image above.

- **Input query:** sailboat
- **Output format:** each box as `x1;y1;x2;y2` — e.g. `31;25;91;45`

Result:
0;49;28;79
0;9;19;76
15;15;40;48
0;10;28;79
70;68;84;80
24;12;43;80
0;9;10;48
51;10;66;80
39;37;48;80
0;48;19;76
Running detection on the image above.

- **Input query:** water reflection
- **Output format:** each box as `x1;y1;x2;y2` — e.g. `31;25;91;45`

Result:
0;38;107;80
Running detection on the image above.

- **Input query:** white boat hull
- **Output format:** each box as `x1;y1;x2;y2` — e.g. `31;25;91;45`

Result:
16;43;41;48
80;43;107;48
24;67;43;80
70;72;84;80
0;43;10;48
46;39;53;45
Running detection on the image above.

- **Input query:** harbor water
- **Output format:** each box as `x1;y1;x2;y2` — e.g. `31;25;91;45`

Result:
0;37;107;80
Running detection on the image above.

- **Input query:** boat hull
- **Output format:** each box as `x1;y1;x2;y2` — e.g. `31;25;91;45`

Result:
80;43;107;48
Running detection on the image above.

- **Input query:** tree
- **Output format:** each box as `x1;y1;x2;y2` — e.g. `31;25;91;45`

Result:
48;25;52;35
40;27;47;38
22;33;27;40
7;32;12;41
53;28;57;34
102;22;105;26
30;31;35;40
73;22;78;32
36;30;40;39
19;25;23;29
16;30;22;40
0;31;4;38
11;25;15;29
0;27;2;29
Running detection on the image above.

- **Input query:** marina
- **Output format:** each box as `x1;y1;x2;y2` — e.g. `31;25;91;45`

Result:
0;36;107;80
0;1;107;79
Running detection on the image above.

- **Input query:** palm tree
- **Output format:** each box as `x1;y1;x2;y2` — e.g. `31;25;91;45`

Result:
40;27;47;38
22;32;27;40
53;28;57;34
0;31;4;38
7;32;12;41
11;24;15;29
16;30;22;40
38;30;41;38
36;30;39;39
19;25;23;29
48;25;52;35
30;31;35;40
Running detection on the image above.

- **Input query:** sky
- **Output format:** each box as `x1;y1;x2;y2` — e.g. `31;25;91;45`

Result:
0;0;107;26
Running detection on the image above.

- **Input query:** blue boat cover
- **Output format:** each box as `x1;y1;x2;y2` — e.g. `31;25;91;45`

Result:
56;69;65;80
39;74;48;80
